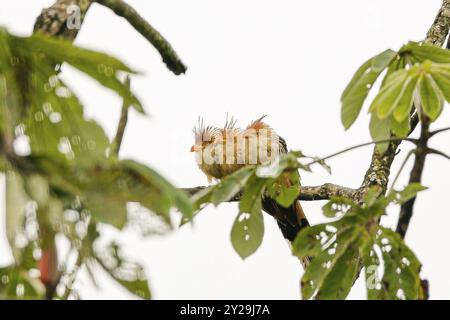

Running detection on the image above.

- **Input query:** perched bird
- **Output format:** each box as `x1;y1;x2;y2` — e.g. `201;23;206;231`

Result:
191;116;310;267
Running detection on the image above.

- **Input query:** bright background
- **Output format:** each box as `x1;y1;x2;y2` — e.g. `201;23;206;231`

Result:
0;0;449;299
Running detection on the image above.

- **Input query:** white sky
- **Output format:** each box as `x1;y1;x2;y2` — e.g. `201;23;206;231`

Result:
0;0;449;299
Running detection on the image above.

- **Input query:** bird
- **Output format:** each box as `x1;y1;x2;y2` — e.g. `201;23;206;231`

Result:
191;115;310;268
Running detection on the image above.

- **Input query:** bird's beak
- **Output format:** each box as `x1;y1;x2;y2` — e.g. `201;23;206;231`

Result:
190;145;201;152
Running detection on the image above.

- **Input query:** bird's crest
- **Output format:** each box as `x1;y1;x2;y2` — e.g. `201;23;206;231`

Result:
246;115;269;131
193;117;220;145
221;114;241;139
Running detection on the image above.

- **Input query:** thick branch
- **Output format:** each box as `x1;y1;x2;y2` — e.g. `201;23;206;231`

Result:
94;0;187;75
426;0;450;46
181;183;357;202
34;0;93;40
356;114;419;202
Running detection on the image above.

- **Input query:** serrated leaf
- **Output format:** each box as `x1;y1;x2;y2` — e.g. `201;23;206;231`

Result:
397;183;428;204
26;34;143;113
363;187;381;207
300;226;360;299
315;242;360;300
361;237;390;300
376;228;421;300
121;160;194;219
419;74;443;121
322;196;357;218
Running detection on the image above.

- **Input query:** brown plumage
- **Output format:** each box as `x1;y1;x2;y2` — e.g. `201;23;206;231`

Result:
191;116;310;267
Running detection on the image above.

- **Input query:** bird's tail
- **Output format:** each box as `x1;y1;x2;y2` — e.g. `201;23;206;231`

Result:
262;198;311;269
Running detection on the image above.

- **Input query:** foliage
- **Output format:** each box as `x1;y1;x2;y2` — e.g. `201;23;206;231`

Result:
189;152;322;259
341;41;450;152
292;184;427;300
0;28;193;299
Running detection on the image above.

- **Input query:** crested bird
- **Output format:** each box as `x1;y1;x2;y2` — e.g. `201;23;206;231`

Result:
191;116;310;268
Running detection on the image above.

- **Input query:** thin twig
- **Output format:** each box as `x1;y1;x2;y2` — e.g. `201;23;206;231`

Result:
94;0;187;75
428;147;450;161
389;149;415;193
429;126;450;137
306;137;419;166
111;76;131;155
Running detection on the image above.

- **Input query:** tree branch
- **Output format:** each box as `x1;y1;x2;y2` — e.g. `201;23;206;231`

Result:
426;0;450;46
181;183;357;202
34;0;93;40
393;0;450;238
396;119;430;238
94;0;187;75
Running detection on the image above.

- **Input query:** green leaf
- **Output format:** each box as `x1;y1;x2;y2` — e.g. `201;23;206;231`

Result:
361;237;390;300
391;116;411;138
292;224;336;259
210;166;255;205
266;171;300;208
361;226;422;300
362;187;381;208
239;175;266;215
230;211;264;260
419;74;443;121
401;41;450;64
430;70;450;103
322;196;357;218
5;171;29;264
0;266;45;299
393;76;419;122
231;175;266;259
369;114;391;153
372;50;397;72
315;241;360;300
376;228;422;300
341;49;396;129
397;183;428;204
121;160;194;219
300;226;360;299
372;70;408;119
26;34;143;113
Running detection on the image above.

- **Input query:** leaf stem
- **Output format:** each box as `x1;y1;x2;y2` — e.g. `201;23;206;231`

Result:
111;76;131;155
